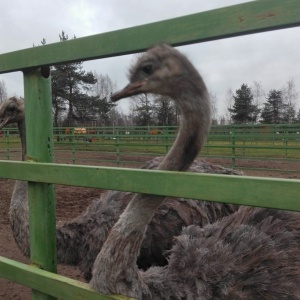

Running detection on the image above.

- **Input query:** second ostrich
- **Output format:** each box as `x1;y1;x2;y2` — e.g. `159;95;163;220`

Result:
0;97;239;280
90;44;300;299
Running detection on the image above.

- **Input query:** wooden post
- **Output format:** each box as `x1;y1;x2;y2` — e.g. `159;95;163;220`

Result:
23;67;57;300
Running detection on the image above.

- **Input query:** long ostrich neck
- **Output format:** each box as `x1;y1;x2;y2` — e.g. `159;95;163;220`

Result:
158;90;210;172
91;87;211;296
9;118;30;257
17;120;26;161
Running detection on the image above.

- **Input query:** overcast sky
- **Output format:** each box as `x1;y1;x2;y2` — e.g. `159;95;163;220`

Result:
0;0;299;116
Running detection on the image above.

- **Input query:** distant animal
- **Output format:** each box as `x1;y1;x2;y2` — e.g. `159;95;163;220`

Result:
74;127;87;134
90;44;300;299
150;129;158;135
0;96;240;281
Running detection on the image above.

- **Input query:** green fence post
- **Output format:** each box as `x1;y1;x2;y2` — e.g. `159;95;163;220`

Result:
205;138;209;156
285;139;288;158
164;127;169;154
23;67;57;300
231;128;236;169
5;129;10;160
116;128;120;166
71;128;76;164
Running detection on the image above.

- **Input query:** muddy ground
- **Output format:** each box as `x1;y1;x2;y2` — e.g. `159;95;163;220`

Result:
0;156;299;299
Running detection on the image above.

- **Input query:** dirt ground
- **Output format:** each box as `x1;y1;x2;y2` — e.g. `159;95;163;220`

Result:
0;156;299;299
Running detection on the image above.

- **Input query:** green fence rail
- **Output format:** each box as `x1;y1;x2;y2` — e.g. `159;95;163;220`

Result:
1;0;300;299
1;124;300;173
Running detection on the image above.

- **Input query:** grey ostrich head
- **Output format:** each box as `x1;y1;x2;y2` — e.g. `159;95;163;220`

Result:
111;44;208;108
0;97;24;129
111;44;211;172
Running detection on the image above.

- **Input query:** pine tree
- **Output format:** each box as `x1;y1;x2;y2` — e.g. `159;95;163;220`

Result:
282;105;296;123
228;84;259;124
260;89;286;124
51;65;68;126
130;94;154;126
153;95;177;126
51;31;98;126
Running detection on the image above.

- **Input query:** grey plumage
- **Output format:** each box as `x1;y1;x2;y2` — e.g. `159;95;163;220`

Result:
0;96;239;281
90;44;300;299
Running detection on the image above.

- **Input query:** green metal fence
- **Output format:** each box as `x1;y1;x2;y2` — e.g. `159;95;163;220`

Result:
1;124;300;173
0;1;300;299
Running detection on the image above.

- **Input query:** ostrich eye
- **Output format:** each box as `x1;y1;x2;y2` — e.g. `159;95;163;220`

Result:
8;105;16;112
141;65;153;76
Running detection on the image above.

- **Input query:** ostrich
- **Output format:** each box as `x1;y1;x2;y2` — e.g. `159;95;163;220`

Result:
0;97;239;280
90;44;300;299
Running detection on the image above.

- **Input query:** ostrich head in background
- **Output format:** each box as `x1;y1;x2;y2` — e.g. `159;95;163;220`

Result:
0;97;24;130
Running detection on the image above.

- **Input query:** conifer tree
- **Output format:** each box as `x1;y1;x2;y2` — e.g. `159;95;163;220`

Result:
51;32;98;126
228;84;259;124
130;94;154;126
153;95;177;126
260;89;286;124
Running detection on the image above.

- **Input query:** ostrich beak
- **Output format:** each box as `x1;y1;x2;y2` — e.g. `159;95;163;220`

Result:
111;81;146;102
0;116;10;130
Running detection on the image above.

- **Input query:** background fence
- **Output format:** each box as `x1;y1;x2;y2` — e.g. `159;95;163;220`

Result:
1;124;300;173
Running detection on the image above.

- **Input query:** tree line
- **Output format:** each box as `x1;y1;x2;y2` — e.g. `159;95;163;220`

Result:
225;81;299;125
0;31;181;128
37;32;180;128
1;32;299;127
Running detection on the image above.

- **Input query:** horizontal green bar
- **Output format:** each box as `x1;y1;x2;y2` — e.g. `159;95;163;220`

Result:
0;256;132;300
236;166;300;174
1;0;299;73
203;155;300;162
0;160;299;211
204;145;300;150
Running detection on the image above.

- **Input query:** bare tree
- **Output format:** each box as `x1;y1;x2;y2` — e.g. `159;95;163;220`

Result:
251;81;265;110
219;116;226;125
92;73;117;126
209;92;218;125
108;106;128;127
282;79;298;105
0;79;8;103
93;73;116;99
225;88;234;124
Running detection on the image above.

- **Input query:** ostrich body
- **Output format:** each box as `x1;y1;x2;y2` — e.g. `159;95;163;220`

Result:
0;97;239;280
90;44;300;299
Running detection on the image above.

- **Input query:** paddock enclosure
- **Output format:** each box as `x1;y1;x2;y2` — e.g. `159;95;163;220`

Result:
1;1;300;299
1;124;300;175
